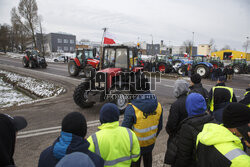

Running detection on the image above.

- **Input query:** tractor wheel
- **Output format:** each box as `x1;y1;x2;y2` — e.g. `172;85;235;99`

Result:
68;61;79;76
110;86;130;114
172;61;182;71
73;82;94;108
233;65;241;74
177;68;184;75
22;57;29;67
158;63;166;73
247;65;250;74
29;60;35;68
165;67;172;73
194;65;209;78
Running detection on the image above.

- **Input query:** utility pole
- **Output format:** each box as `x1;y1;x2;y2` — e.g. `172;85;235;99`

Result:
191;32;194;56
99;27;107;70
245;36;249;54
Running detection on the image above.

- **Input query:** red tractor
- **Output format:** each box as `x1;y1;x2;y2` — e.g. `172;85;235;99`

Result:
68;48;99;77
73;45;145;112
22;50;47;68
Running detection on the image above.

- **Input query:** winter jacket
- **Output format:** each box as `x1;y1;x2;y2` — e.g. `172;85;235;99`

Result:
0;114;16;166
196;123;250;167
38;131;104;167
239;88;250;107
208;83;237;106
189;83;209;102
122;92;163;154
174;113;216;167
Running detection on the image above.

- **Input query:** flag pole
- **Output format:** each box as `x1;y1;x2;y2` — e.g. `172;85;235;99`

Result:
99;27;107;70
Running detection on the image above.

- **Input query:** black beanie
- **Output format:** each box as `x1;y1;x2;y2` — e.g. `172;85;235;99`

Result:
99;103;120;124
62;112;87;137
223;103;250;128
191;74;201;84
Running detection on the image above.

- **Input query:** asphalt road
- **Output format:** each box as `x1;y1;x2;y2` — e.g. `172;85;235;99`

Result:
0;55;249;167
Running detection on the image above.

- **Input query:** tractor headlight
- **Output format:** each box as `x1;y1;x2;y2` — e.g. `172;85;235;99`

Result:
100;82;105;88
95;83;99;87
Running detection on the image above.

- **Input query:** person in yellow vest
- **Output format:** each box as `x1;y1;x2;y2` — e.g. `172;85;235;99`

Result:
87;103;140;167
122;80;163;167
239;87;250;108
208;76;237;113
196;103;250;167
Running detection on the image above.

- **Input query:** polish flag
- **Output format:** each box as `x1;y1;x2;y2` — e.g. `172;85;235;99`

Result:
104;31;116;44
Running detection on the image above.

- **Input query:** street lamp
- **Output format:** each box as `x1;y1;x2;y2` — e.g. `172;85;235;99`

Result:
150;34;154;55
245;36;249;53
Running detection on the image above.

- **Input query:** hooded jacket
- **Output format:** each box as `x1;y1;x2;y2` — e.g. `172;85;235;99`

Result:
174;113;216;167
196;123;250;167
0;115;16;167
239;88;250;107
166;80;189;135
122;92;163;154
38;132;104;167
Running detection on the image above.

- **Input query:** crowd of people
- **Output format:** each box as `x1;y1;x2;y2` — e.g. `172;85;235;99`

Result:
211;66;234;82
143;59;157;72
0;74;249;167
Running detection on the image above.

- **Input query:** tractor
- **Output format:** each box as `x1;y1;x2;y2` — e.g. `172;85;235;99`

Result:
68;48;99;77
192;55;213;78
22;50;47;68
171;54;191;72
177;55;213;78
155;55;173;73
208;56;224;68
229;58;250;74
73;45;145;113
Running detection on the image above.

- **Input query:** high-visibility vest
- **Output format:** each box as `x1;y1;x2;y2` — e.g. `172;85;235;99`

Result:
130;102;162;147
196;123;250;166
210;86;233;112
87;121;140;167
244;91;250;108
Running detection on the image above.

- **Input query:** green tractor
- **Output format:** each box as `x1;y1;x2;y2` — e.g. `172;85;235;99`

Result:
155;55;173;73
229;58;250;74
208;56;224;68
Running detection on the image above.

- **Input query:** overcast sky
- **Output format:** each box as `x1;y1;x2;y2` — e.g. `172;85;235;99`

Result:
0;0;249;51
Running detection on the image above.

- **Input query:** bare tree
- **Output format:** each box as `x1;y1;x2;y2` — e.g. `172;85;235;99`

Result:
18;0;39;48
11;7;30;52
183;40;192;54
0;24;11;52
221;45;231;51
242;38;250;53
38;15;45;56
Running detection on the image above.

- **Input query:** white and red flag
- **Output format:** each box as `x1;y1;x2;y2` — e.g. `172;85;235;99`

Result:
104;31;116;44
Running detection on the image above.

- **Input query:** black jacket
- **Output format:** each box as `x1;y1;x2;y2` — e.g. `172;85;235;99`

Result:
38;132;104;167
174;113;216;167
164;94;188;165
0;114;16;167
189;83;209;102
208;83;237;105
239;88;250;106
166;94;188;136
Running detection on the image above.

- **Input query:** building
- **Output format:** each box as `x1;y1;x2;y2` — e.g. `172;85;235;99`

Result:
36;33;76;53
172;46;197;56
211;50;248;60
198;44;211;55
146;44;160;55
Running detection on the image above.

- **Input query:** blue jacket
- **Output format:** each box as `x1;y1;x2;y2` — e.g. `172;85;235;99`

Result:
38;132;104;167
213;102;230;124
122;92;163;154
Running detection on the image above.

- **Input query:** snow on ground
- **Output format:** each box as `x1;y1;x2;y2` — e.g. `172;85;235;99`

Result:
0;76;32;108
0;70;66;108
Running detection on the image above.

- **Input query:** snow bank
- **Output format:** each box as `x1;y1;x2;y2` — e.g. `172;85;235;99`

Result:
0;77;32;108
0;70;66;98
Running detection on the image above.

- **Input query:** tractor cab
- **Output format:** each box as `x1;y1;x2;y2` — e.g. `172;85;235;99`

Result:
193;55;208;64
229;58;248;74
208;56;224;68
101;45;142;72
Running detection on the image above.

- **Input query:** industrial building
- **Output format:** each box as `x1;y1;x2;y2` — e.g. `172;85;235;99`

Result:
198;44;211;55
211;50;250;60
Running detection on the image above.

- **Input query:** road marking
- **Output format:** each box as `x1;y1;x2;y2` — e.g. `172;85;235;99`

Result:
17;118;124;139
17;120;100;139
